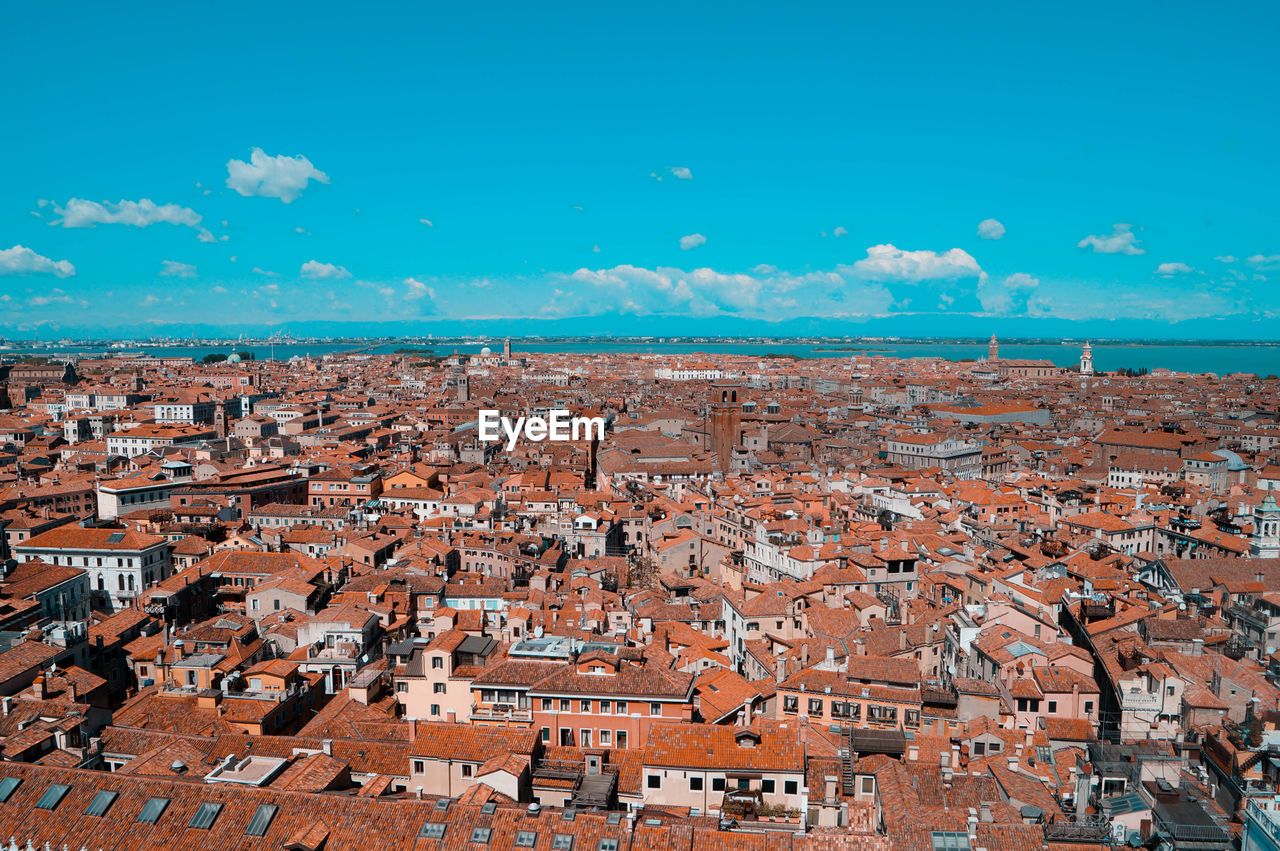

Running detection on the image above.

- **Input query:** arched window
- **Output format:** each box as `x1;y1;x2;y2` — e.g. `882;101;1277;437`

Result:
117;575;125;591
97;574;105;592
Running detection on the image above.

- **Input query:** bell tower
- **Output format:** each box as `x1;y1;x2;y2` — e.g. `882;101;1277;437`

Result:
1080;341;1094;377
987;334;999;361
1252;495;1280;558
708;383;741;475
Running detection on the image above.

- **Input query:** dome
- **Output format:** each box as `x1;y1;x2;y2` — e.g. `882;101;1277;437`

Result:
480;345;492;356
226;352;242;363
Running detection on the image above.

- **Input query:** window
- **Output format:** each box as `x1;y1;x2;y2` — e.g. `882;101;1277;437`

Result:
431;657;443;669
541;727;550;743
1166;685;1176;696
1047;700;1057;713
561;699;571;712
1084;700;1094;714
470;827;492;844
418;823;447;840
599;730;611;745
433;683;446;694
514;831;537;847
245;804;278;836
784;780;798;795
650;702;661;716
690;776;703;791
647;774;661;789
808;698;824;716
617;730;627;749
542;698;553;711
861;776;875;794
84;790;117;816
396;682;408;693
35;784;71;810
137;797;170;824
189;802;223;829
581;700;591;713
580;730;591;747
973;742;986;756
761;779;775;794
599;841;620;851
461;764;473;777
783;695;798;714
712;777;726;791
600;700;611;714
552;835;574;851
616;701;628;714
413;760;425;774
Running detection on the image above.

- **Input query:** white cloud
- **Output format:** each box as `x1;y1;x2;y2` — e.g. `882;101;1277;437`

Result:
141;294;160;307
846;244;981;282
30;288;75;306
252;267;279;277
300;260;351;280
567;263;893;318
1155;262;1194;277
419;218;434;227
1215;255;1238;263
0;245;75;278
160;260;197;278
833;226;848;238
1248;254;1280;270
670;166;693;180
226;148;330;203
977;218;1006;240
52;198;203;232
404;277;434;301
978;272;1038;315
1078;223;1144;255
679;233;707;250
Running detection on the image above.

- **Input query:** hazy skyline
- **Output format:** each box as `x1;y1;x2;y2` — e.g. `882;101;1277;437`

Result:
3;1;1278;337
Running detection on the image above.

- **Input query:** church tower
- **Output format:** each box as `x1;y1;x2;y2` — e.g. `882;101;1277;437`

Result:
987;334;999;361
708;383;741;475
1253;495;1280;558
1080;341;1094;377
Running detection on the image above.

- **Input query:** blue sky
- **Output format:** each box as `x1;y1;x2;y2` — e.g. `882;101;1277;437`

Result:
2;1;1279;338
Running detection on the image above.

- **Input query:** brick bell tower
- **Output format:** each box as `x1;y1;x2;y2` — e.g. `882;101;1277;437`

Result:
708;383;741;475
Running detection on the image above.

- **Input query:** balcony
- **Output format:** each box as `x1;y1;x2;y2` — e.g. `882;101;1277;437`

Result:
470;702;533;723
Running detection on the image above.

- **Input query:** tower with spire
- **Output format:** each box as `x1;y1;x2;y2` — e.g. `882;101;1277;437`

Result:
1253;495;1280;558
1080;341;1094;377
987;334;999;361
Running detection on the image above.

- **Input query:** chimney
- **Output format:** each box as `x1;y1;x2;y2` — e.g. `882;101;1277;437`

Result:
824;775;837;802
825;646;835;668
980;802;992;822
32;675;45;701
0;697;10;717
775;661;785;685
899;630;907;652
801;644;810;668
322;739;333;756
1007;756;1018;773
741;699;752;727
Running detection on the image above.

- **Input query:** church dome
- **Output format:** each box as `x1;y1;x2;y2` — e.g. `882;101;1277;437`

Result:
226;352;242;363
480;345;492;356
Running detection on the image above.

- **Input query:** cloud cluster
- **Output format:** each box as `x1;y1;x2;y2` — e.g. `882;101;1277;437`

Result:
226;148;329;203
1079;223;1144;255
52;198;204;233
0;245;75;278
300;260;351;279
1155;262;1194;276
846;244;981;282
977;218;1005;240
160;260;197;278
679;233;706;250
978;272;1038;315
